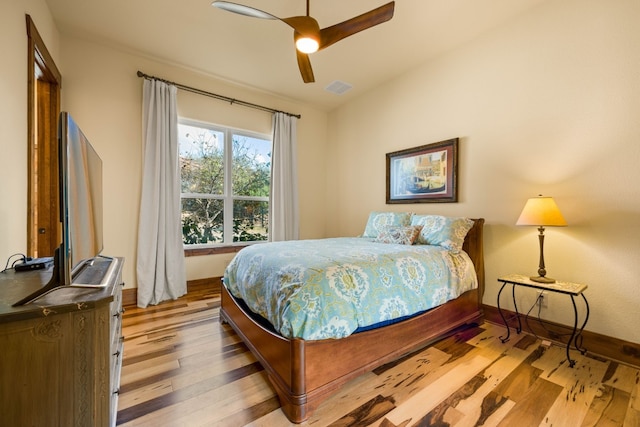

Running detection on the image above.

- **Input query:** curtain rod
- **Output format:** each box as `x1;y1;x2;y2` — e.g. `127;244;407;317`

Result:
136;71;301;119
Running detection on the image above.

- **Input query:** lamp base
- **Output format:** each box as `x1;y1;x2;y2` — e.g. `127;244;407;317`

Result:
530;276;556;284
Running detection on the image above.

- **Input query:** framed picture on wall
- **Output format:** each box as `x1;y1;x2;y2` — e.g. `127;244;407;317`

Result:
386;138;459;203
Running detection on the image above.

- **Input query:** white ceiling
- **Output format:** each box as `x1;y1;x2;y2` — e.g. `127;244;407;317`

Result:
44;0;546;111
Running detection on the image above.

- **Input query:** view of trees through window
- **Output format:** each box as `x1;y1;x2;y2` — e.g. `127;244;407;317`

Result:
179;121;271;245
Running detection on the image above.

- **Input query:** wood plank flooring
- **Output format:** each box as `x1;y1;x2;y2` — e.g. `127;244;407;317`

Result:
116;287;640;426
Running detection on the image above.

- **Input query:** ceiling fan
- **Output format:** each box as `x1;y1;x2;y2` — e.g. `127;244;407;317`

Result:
212;0;395;83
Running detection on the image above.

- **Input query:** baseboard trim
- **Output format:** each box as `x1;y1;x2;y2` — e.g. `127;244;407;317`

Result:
483;304;640;368
122;277;222;308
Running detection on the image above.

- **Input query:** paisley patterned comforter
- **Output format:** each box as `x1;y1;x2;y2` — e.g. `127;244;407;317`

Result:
223;237;478;340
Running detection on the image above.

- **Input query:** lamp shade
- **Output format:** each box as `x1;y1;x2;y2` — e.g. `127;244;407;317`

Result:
516;195;567;227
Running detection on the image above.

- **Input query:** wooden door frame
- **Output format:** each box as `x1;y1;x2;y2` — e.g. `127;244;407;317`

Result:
26;15;62;257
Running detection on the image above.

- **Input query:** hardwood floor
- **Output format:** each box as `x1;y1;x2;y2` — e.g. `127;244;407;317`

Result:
116;287;640;426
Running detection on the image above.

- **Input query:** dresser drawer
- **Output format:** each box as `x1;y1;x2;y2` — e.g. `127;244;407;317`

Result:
108;272;125;427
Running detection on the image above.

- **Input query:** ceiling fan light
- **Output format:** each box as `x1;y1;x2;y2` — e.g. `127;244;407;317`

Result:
296;37;319;54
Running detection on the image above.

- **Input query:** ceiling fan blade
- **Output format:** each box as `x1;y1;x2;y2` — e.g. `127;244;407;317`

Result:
282;16;320;35
211;1;278;20
295;50;315;83
319;1;395;50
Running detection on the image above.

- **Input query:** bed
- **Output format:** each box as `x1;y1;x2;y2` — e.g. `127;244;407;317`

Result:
220;215;485;423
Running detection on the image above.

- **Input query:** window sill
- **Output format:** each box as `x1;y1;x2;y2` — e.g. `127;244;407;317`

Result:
184;245;247;257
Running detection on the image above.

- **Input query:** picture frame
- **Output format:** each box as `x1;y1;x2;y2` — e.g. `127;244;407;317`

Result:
386;138;459;203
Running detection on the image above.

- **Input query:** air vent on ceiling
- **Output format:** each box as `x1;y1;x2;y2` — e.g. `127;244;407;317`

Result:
325;80;353;95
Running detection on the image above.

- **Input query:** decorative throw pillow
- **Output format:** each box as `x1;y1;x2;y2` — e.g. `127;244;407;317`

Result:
410;215;474;252
375;225;423;245
362;211;412;238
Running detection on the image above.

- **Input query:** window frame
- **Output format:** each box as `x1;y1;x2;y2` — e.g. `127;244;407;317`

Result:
179;118;272;250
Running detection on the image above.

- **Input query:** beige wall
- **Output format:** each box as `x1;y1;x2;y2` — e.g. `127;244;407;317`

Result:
327;0;640;344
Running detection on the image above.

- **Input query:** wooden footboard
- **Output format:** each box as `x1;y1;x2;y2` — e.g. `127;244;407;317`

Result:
220;218;485;423
221;286;482;422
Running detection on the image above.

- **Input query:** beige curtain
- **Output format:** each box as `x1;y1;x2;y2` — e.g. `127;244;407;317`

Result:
269;112;299;241
136;79;186;307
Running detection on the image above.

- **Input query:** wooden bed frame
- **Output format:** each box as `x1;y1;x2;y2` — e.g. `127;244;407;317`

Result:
220;218;485;423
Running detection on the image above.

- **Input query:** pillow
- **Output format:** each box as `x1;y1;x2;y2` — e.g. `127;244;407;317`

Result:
362;211;412;238
375;225;423;245
410;215;474;252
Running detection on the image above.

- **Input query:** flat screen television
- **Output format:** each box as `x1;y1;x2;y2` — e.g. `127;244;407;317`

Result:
14;112;117;306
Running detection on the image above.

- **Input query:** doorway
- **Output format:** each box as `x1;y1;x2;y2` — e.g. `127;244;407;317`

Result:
26;15;62;257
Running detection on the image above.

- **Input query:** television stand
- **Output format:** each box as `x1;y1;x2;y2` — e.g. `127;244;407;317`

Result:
12;253;119;306
72;256;118;288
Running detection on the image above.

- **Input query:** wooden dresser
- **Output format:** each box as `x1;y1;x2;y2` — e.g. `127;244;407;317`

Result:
0;258;124;427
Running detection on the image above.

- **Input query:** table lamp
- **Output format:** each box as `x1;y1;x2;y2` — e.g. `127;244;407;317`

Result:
516;195;567;283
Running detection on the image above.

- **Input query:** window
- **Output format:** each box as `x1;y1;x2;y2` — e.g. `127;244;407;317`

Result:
179;120;271;246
